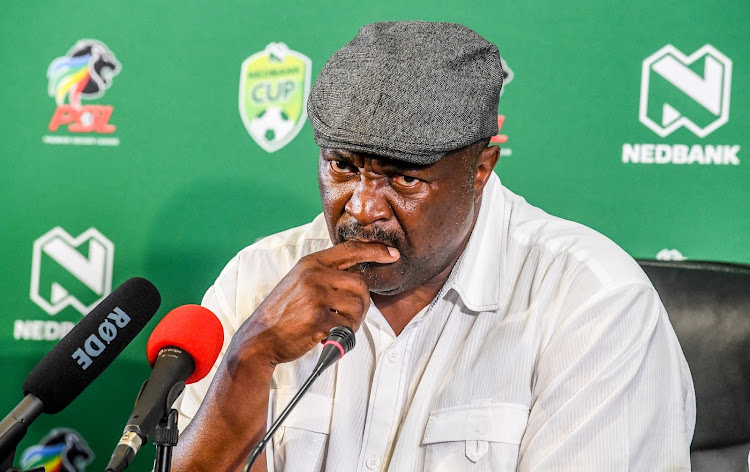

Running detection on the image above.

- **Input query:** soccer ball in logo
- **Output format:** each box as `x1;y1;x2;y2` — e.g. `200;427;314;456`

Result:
247;106;295;143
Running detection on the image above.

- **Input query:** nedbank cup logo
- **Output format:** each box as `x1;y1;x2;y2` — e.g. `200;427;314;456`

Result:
640;45;732;138
47;39;121;134
30;227;114;316
239;42;311;152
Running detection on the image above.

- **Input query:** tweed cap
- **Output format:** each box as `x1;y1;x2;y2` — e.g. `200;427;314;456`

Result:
307;21;504;165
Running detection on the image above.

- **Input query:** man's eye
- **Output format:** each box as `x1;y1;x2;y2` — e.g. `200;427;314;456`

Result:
392;175;420;188
331;160;354;173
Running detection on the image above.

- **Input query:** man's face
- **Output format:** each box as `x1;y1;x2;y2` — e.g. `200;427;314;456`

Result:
318;146;481;296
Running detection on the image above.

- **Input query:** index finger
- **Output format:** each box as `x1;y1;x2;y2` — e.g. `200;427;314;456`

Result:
312;240;400;270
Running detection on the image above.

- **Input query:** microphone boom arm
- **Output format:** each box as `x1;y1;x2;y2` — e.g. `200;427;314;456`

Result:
241;326;356;472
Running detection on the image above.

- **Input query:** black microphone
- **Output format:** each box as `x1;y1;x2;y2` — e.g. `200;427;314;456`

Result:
314;326;357;374
0;277;160;463
105;305;224;472
241;326;356;472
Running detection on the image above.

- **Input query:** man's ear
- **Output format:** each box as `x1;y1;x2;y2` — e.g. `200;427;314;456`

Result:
474;145;500;198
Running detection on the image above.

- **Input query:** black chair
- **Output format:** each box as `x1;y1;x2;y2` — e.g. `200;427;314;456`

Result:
638;260;750;471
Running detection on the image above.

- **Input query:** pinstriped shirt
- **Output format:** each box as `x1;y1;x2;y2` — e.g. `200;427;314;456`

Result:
176;172;695;471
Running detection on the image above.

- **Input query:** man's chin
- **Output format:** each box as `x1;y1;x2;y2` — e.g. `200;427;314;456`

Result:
350;262;407;296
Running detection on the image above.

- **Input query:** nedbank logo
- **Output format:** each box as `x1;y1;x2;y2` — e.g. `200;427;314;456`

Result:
239;42;312;153
30;227;114;316
623;44;740;165
640;44;732;138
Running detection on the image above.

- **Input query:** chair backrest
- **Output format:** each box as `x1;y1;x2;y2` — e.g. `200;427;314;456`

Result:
638;260;750;470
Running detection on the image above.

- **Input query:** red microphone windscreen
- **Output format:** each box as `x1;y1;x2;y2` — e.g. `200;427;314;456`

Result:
146;304;224;384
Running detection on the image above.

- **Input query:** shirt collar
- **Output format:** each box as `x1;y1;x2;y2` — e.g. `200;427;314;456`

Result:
446;172;505;312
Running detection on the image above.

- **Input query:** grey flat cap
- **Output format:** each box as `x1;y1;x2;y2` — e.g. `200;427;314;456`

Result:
307;21;503;165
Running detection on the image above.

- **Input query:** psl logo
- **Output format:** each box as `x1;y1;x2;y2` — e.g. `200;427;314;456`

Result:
639;44;732;138
239;42;312;153
30;227;114;316
20;428;94;472
47;39;121;133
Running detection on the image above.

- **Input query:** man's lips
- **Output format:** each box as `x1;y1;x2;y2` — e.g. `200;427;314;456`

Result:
345;238;394;247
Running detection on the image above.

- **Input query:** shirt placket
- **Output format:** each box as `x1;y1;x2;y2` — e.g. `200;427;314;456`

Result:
356;323;418;472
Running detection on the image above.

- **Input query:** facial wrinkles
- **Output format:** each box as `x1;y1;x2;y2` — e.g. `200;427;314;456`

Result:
320;148;479;292
335;179;412;267
319;145;488;297
347;173;389;222
332;163;424;288
364;157;436;238
318;160;350;220
336;157;414;245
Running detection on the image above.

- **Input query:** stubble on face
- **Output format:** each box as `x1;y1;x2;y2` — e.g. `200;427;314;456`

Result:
335;219;410;292
319;143;484;297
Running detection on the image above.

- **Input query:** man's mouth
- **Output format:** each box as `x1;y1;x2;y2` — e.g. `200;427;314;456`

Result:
337;222;402;249
346;237;394;247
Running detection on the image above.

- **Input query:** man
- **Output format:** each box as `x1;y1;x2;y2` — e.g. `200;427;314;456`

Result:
173;21;695;471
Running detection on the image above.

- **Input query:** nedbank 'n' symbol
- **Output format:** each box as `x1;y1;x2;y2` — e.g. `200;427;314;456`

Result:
639;44;732;138
30;227;114;315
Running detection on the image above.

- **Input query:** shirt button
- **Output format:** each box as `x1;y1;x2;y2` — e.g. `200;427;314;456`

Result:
366;456;379;470
387;350;399;362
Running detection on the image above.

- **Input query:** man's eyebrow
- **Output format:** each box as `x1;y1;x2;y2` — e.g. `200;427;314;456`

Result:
324;148;430;172
325;149;357;160
378;160;430;173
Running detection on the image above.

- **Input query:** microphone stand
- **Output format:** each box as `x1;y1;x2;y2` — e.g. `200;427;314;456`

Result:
0;422;44;472
0;426;26;472
152;409;179;472
1;442;45;472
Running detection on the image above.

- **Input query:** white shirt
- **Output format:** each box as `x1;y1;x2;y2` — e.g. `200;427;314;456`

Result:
176;173;695;471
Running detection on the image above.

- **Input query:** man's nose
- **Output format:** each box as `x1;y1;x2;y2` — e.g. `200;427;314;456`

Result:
345;177;391;225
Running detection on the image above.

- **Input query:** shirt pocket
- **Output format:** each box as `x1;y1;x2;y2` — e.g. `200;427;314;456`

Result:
269;389;333;472
422;402;529;472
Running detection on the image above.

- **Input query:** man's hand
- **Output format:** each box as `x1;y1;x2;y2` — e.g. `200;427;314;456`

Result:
232;240;400;368
172;241;399;472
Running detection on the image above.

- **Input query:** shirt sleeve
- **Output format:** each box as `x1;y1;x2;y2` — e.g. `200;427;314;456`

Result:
517;283;696;471
171;232;328;472
173;255;241;434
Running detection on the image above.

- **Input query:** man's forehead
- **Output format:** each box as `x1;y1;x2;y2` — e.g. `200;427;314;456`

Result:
321;148;432;171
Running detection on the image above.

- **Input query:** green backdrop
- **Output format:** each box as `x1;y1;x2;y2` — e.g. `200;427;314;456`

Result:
1;0;748;470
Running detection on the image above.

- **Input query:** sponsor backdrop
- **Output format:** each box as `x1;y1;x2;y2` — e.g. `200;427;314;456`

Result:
0;0;747;470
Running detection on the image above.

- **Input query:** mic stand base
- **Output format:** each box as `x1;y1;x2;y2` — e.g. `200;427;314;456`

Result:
153;409;178;472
